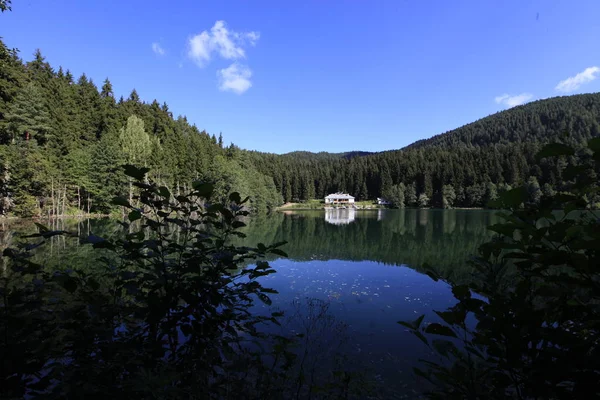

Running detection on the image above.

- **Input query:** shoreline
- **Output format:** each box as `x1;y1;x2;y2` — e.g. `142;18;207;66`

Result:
275;205;488;211
0;213;112;221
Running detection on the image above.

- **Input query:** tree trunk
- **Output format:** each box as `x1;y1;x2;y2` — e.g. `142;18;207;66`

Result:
51;178;55;217
129;179;133;205
62;185;67;216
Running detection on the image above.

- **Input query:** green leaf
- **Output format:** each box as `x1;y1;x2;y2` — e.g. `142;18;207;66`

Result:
413;314;425;329
425;271;439;282
563;165;588;181
412;330;429;346
85;235;105;245
588;137;600;152
231;220;246;228
63;277;78;293
123;164;150;181
536;143;575;160
488;223;517;237
424;323;457;337
112;196;131;208
175;195;190;203
257;293;272;305
158;186;171;199
498;187;527;208
128;210;142;222
192;182;214;198
413;367;431;381
397;320;414;330
34;222;50;232
269;248;288;257
229;192;242;204
452;285;471;299
24;230;67;239
432;339;458;358
435;310;466;325
87;278;100;291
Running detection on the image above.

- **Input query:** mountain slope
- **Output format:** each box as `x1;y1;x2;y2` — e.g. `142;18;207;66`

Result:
404;93;600;150
246;93;600;208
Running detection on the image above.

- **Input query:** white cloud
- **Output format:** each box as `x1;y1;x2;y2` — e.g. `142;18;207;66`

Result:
152;42;165;56
555;66;600;93
217;63;252;94
494;93;533;108
187;20;260;67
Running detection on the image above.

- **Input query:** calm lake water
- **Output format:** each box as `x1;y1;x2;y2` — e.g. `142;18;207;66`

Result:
0;209;500;398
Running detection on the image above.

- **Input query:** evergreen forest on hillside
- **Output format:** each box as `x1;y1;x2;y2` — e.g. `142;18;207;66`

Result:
2;29;600;217
0;37;281;217
248;93;600;208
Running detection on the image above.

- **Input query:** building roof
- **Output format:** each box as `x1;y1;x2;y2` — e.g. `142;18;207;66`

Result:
325;193;355;199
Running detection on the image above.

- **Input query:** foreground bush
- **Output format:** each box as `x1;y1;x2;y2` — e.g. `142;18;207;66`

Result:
402;139;600;399
1;165;288;399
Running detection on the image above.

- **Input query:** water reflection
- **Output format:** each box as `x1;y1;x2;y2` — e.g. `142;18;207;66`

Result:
242;209;500;284
324;208;356;225
0;210;500;397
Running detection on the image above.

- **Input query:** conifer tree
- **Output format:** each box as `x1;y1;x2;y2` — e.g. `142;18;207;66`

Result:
5;82;52;144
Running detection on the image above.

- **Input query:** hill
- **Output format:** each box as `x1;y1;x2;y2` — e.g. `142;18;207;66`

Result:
246;93;600;208
404;94;600;150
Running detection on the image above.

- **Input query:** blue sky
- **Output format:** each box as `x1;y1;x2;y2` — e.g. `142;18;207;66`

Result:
2;0;600;154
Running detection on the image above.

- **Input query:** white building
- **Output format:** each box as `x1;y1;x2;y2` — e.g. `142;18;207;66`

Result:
324;193;355;204
325;208;356;225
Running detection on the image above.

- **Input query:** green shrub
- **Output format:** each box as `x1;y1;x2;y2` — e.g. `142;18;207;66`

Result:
402;138;600;399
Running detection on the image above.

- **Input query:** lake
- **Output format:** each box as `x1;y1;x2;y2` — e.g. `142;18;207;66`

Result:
0;208;500;398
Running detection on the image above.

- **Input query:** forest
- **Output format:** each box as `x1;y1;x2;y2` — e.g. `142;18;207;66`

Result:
0;37;282;217
2;25;600;217
247;93;600;208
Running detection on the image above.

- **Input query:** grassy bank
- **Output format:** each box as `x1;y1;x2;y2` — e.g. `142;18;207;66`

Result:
276;199;385;210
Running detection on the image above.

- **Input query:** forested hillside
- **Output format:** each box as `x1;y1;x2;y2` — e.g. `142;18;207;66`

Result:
0;38;282;217
246;94;600;208
2;28;600;217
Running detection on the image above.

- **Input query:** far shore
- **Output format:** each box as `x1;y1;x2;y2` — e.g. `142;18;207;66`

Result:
0;213;112;221
275;202;487;212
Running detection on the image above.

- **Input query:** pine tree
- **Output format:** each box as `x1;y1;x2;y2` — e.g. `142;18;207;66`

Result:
0;37;24;140
65;147;93;213
380;165;392;198
5;82;52;144
76;74;102;141
88;136;126;212
99;78;118;136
